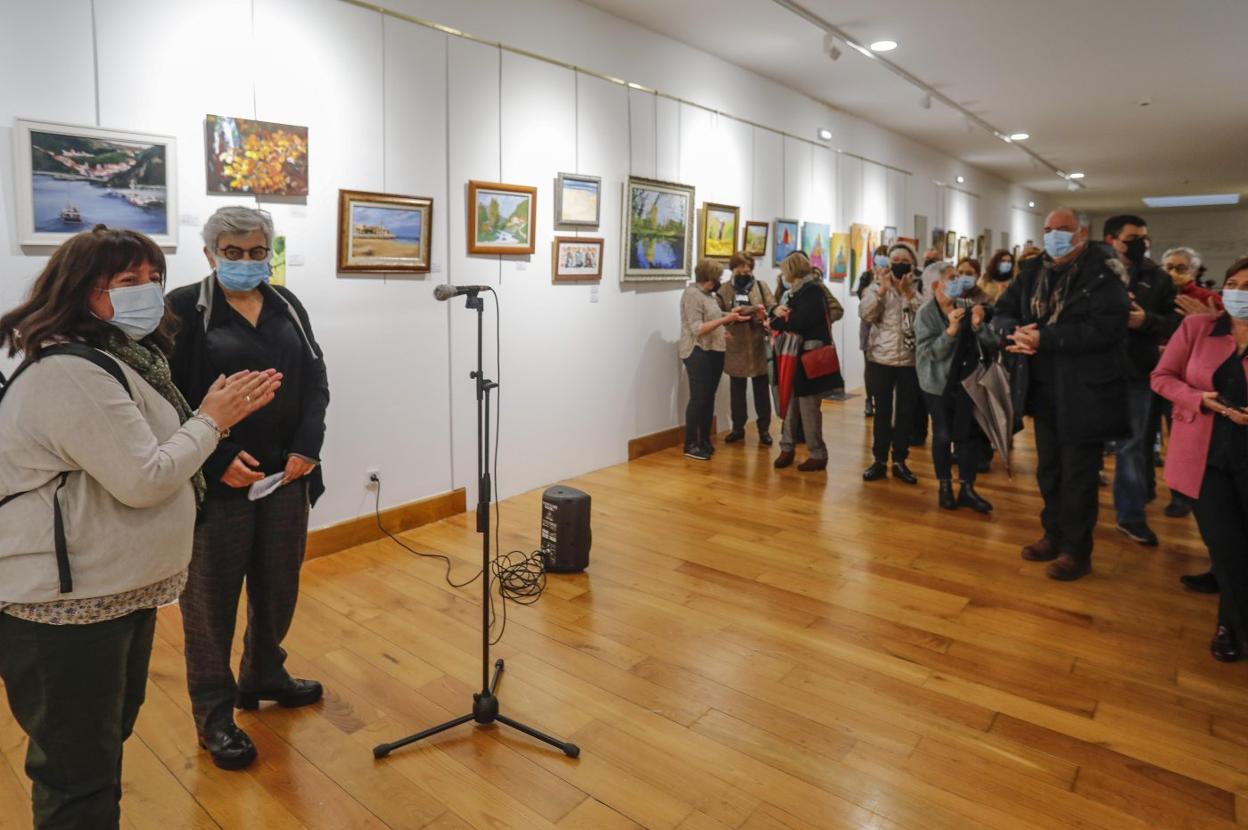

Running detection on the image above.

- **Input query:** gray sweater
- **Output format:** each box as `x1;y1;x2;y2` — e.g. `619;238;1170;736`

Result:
914;298;1000;396
0;352;218;605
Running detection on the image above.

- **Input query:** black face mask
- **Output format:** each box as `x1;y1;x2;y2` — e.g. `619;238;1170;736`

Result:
1123;238;1147;263
891;262;913;278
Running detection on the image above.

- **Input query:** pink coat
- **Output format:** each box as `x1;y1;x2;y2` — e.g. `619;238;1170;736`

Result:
1151;314;1248;499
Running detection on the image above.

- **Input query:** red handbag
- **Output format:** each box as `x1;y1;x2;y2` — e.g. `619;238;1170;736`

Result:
799;299;840;379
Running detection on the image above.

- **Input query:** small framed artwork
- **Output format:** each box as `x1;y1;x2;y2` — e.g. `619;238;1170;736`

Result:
945;230;957;259
931;226;945;250
337;189;433;274
468;180;537;255
699;202;739;262
957;237;971;261
622;176;695;280
829;233;850;280
774;218;799;265
13;118;179;247
552;236;604;283
976;234;986;260
554;172;600;228
205;114;308;196
742;221;769;258
881;225;898;248
914;215;928;249
801;222;830;273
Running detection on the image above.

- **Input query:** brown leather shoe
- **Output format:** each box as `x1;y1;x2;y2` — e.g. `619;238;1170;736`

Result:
1021;537;1059;562
1046;554;1091;581
797;457;827;472
774;450;795;469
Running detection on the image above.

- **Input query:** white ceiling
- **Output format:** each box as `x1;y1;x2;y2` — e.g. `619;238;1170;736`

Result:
581;0;1248;211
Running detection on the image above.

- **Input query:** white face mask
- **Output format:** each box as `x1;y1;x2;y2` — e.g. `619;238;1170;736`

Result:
97;282;166;340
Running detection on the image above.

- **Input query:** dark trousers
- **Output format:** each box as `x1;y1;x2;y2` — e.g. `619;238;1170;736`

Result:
865;361;919;464
924;391;981;484
683;347;724;448
0;608;156;830
1033;415;1103;560
1190;466;1248;639
181;481;310;734
1113;379;1153;525
730;374;771;433
913;392;929;443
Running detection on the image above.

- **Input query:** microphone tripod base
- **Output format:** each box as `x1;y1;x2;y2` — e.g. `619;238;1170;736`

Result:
372;659;580;760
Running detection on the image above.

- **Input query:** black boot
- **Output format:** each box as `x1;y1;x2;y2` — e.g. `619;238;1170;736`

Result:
199;722;257;771
957;482;993;513
891;461;918;485
938;480;957;510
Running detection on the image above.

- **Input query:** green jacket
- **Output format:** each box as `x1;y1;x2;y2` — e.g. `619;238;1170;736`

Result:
914;297;999;396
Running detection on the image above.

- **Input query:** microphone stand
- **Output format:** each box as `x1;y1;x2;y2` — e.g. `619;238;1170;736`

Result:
373;289;580;760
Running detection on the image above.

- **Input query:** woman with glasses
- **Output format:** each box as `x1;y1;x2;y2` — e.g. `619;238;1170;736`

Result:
167;206;330;770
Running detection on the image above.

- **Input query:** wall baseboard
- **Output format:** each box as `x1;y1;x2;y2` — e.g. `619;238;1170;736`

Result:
628;417;717;461
306;488;467;560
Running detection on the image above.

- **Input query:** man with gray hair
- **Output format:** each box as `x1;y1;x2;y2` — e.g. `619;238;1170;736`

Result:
993;207;1130;581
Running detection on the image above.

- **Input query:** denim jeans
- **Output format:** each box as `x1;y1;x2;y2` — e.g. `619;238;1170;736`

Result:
1114;379;1154;525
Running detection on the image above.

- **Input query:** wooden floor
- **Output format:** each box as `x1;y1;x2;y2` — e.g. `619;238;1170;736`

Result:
3;398;1248;829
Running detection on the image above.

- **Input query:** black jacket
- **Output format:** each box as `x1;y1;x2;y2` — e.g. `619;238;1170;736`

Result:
770;279;841;396
992;243;1130;445
168;277;329;506
1123;257;1179;379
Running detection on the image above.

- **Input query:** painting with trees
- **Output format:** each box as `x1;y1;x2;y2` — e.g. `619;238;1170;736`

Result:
621;176;695;281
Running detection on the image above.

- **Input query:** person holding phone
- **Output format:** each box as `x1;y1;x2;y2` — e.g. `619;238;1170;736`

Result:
716;252;776;445
1152;256;1248;662
859;243;923;483
856;245;890;417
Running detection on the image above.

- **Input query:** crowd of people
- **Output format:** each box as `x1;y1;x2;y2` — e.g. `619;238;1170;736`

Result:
679;209;1248;665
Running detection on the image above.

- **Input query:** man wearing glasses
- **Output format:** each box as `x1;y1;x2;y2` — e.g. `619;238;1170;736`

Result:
166;206;330;771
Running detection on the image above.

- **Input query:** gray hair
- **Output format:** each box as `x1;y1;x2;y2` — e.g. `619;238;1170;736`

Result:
1162;246;1202;269
202;206;275;250
1049;205;1089;228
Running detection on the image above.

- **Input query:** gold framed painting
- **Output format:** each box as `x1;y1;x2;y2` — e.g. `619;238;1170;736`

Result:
699;202;739;262
742;221;769;258
552;236;604;283
337;189;433;274
468;180;537;255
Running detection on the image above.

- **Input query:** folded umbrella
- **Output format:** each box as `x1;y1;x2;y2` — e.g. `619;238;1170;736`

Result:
773;331;802;420
962;352;1015;477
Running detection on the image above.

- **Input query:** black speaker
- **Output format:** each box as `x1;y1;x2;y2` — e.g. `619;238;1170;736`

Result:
540;486;591;573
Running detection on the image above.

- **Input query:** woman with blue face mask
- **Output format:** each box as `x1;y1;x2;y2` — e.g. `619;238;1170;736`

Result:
1153;256;1248;663
0;225;279;827
914;261;999;512
166;207;330;771
979;249;1015;303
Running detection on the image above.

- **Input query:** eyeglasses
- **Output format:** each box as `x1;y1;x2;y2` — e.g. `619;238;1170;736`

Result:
217;246;270;261
1163;263;1191;274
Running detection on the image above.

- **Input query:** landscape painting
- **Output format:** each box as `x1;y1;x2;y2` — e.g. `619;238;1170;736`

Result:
622;176;694;281
802;221;830;273
700;203;739;262
205;114;308;196
553;236;604;283
555;173;600;227
829;232;849;280
881;225;898;248
337;189;433;273
14;119;178;247
773;219;799;265
469;180;536;255
742;221;768;258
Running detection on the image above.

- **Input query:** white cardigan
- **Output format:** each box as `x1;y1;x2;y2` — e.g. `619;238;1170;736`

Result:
0;351;218;604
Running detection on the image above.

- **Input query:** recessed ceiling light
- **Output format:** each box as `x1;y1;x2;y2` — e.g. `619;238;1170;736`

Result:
1009;132;1030;141
1067;172;1085;180
1028;201;1036;208
817;128;832;141
955;175;965;184
868;40;897;52
1142;193;1240;208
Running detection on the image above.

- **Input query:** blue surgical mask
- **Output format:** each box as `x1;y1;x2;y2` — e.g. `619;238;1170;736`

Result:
873;255;889;269
100;282;166;340
1222;289;1248;320
215;259;271;291
998;261;1013;275
1043;229;1076;259
944;275;977;299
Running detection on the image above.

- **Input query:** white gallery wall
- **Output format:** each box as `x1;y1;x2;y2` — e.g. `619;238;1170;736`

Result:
0;0;1044;530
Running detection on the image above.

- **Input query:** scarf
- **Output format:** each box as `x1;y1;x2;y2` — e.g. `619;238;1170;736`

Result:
1030;258;1076;325
105;336;207;505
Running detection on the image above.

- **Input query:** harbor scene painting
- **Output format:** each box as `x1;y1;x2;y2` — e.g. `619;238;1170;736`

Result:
337;189;432;274
15;120;177;246
622;176;694;280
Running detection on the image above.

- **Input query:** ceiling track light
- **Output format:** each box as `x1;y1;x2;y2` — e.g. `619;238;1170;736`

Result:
919;92;931;110
817;127;832;141
955;175;966;184
822;33;842;61
868;40;898;53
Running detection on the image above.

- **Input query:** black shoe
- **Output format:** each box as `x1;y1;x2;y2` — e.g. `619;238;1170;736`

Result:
237;678;323;711
199;722;257;771
1116;521;1158;547
891;462;918;485
1164;498;1192;518
1180;571;1219;594
1211;626;1241;663
957;482;993;513
725;430;745;443
862;462;887;482
977;458;992;474
864;400;875;417
758;432;773;447
684;444;711;461
910;436;927;448
706;442;716;456
938;480;957;510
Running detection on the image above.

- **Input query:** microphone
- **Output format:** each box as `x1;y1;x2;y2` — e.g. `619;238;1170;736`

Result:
433;283;489;301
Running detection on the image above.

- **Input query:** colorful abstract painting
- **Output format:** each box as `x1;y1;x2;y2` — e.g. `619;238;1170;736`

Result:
773;219;799;265
801;222;830;273
205;115;308;196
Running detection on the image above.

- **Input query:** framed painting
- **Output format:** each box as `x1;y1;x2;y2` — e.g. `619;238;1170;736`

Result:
742;221;768;258
957;237;971;261
205;114;308;196
898;236;920;253
829;232;849;281
270;235;287;286
773;218;799;265
931;226;945;250
554;172;600;228
850;222;872;283
945;230;957;259
881;225;898;248
552;236;604;283
801;222;830;273
914;215;928;250
622;176;695;280
337;189;433;274
976;234;986;260
700;202;739;262
468;180;536;255
13;118;178;247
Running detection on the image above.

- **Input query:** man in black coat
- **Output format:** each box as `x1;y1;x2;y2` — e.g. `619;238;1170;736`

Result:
1102;214;1179;547
993;208;1130;581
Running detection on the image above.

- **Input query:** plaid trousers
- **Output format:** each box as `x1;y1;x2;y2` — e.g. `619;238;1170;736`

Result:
180;480;309;734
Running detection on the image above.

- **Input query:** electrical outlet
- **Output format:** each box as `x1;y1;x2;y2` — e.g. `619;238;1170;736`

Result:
366;468;380;488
